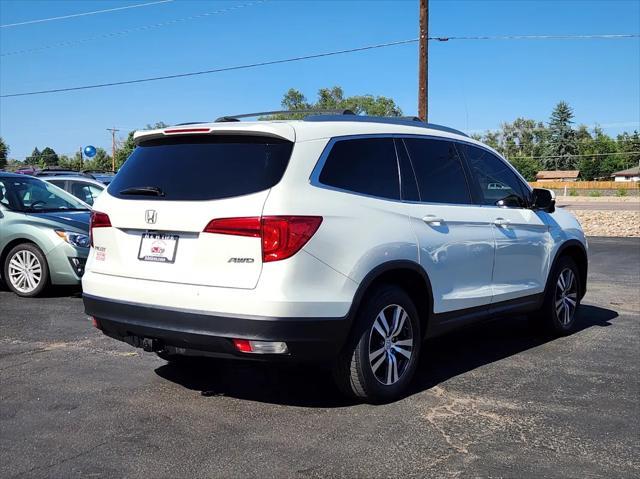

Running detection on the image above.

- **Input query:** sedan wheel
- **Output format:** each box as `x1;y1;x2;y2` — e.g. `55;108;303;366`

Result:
3;244;49;297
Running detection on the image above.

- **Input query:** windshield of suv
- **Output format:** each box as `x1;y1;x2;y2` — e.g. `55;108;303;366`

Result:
108;135;293;201
0;176;90;212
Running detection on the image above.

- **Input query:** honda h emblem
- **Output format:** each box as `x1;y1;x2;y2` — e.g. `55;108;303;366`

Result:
145;210;157;224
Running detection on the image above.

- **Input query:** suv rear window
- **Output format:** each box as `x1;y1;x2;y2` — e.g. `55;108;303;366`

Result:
108;135;293;201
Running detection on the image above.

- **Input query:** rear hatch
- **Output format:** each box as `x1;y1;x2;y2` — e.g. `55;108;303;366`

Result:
90;131;294;289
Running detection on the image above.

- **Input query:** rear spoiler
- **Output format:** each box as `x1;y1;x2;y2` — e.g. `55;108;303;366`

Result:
133;123;296;145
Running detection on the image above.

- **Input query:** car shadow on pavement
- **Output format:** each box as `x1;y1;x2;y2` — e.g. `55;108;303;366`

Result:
410;304;617;394
154;304;618;408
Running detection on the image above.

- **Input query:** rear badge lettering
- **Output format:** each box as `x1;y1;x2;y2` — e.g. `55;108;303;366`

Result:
228;258;255;264
95;246;106;261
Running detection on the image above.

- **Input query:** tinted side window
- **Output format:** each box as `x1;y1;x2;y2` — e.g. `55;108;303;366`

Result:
48;180;66;190
319;138;400;200
71;182;102;206
403;138;471;204
459;144;527;207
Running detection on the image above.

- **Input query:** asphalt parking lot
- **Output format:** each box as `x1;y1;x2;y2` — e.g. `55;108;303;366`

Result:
1;237;638;478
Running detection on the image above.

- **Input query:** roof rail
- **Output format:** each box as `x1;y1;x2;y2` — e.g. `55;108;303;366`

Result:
302;115;470;138
215;109;355;122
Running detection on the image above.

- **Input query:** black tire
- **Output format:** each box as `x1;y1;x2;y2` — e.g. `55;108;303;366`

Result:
333;284;421;403
3;243;50;297
532;256;582;335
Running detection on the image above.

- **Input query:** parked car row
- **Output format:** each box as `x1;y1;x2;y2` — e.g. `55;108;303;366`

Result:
14;167;115;185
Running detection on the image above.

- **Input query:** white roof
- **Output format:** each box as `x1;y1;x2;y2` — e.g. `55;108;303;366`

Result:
133;119;477;145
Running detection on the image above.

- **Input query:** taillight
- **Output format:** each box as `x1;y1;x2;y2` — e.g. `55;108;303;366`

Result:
203;217;261;237
261;216;322;262
203;216;322;263
89;211;111;246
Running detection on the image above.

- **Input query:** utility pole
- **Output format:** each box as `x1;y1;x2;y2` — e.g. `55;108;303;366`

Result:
106;127;120;172
79;147;83;169
418;0;429;122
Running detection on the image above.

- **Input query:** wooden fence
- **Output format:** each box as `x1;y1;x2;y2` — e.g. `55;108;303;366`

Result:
528;181;639;190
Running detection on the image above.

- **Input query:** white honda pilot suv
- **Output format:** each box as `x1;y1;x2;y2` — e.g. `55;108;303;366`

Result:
83;112;588;402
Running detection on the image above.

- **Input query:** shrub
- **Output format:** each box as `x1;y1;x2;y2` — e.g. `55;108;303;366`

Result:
588;190;602;197
569;188;578;196
616;188;628;197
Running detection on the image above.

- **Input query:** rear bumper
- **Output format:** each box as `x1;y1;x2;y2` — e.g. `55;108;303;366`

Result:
83;294;351;361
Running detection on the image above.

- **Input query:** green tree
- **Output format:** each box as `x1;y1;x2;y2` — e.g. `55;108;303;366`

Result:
29;147;42;165
576;126;619;179
58;153;80;170
546;101;577;170
0;137;8;169
474;118;547;180
85;147;112;171
114;131;136;170
267;86;403;119
39;147;59;167
144;121;169;131
616;131;640;170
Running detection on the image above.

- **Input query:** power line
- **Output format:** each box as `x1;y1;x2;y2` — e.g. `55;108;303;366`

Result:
3;33;638;99
0;0;174;28
2;27;635;58
1;1;266;57
429;33;640;41
0;38;420;98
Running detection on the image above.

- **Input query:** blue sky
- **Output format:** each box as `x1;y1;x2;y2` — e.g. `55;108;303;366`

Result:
1;0;639;161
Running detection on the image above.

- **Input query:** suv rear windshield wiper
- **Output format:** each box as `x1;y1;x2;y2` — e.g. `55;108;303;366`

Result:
119;186;165;197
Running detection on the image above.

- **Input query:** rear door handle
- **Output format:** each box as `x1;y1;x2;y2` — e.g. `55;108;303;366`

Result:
494;218;511;227
422;215;444;225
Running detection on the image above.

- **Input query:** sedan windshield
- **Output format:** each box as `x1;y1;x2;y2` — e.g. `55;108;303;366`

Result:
0;176;89;212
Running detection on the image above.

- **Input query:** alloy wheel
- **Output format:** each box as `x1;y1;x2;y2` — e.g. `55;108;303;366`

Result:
8;249;43;294
368;304;414;385
555;267;578;326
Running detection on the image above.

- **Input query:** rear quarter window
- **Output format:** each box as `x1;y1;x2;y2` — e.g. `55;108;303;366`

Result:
318;137;400;200
108;135;293;201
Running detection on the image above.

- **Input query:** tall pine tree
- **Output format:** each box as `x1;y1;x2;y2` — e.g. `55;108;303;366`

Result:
546;101;578;170
30;147;42;165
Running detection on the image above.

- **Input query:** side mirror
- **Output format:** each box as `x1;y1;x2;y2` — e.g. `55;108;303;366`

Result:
531;188;555;213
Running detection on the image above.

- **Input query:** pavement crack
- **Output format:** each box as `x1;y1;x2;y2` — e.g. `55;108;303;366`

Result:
421;385;534;459
10;440;109;478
